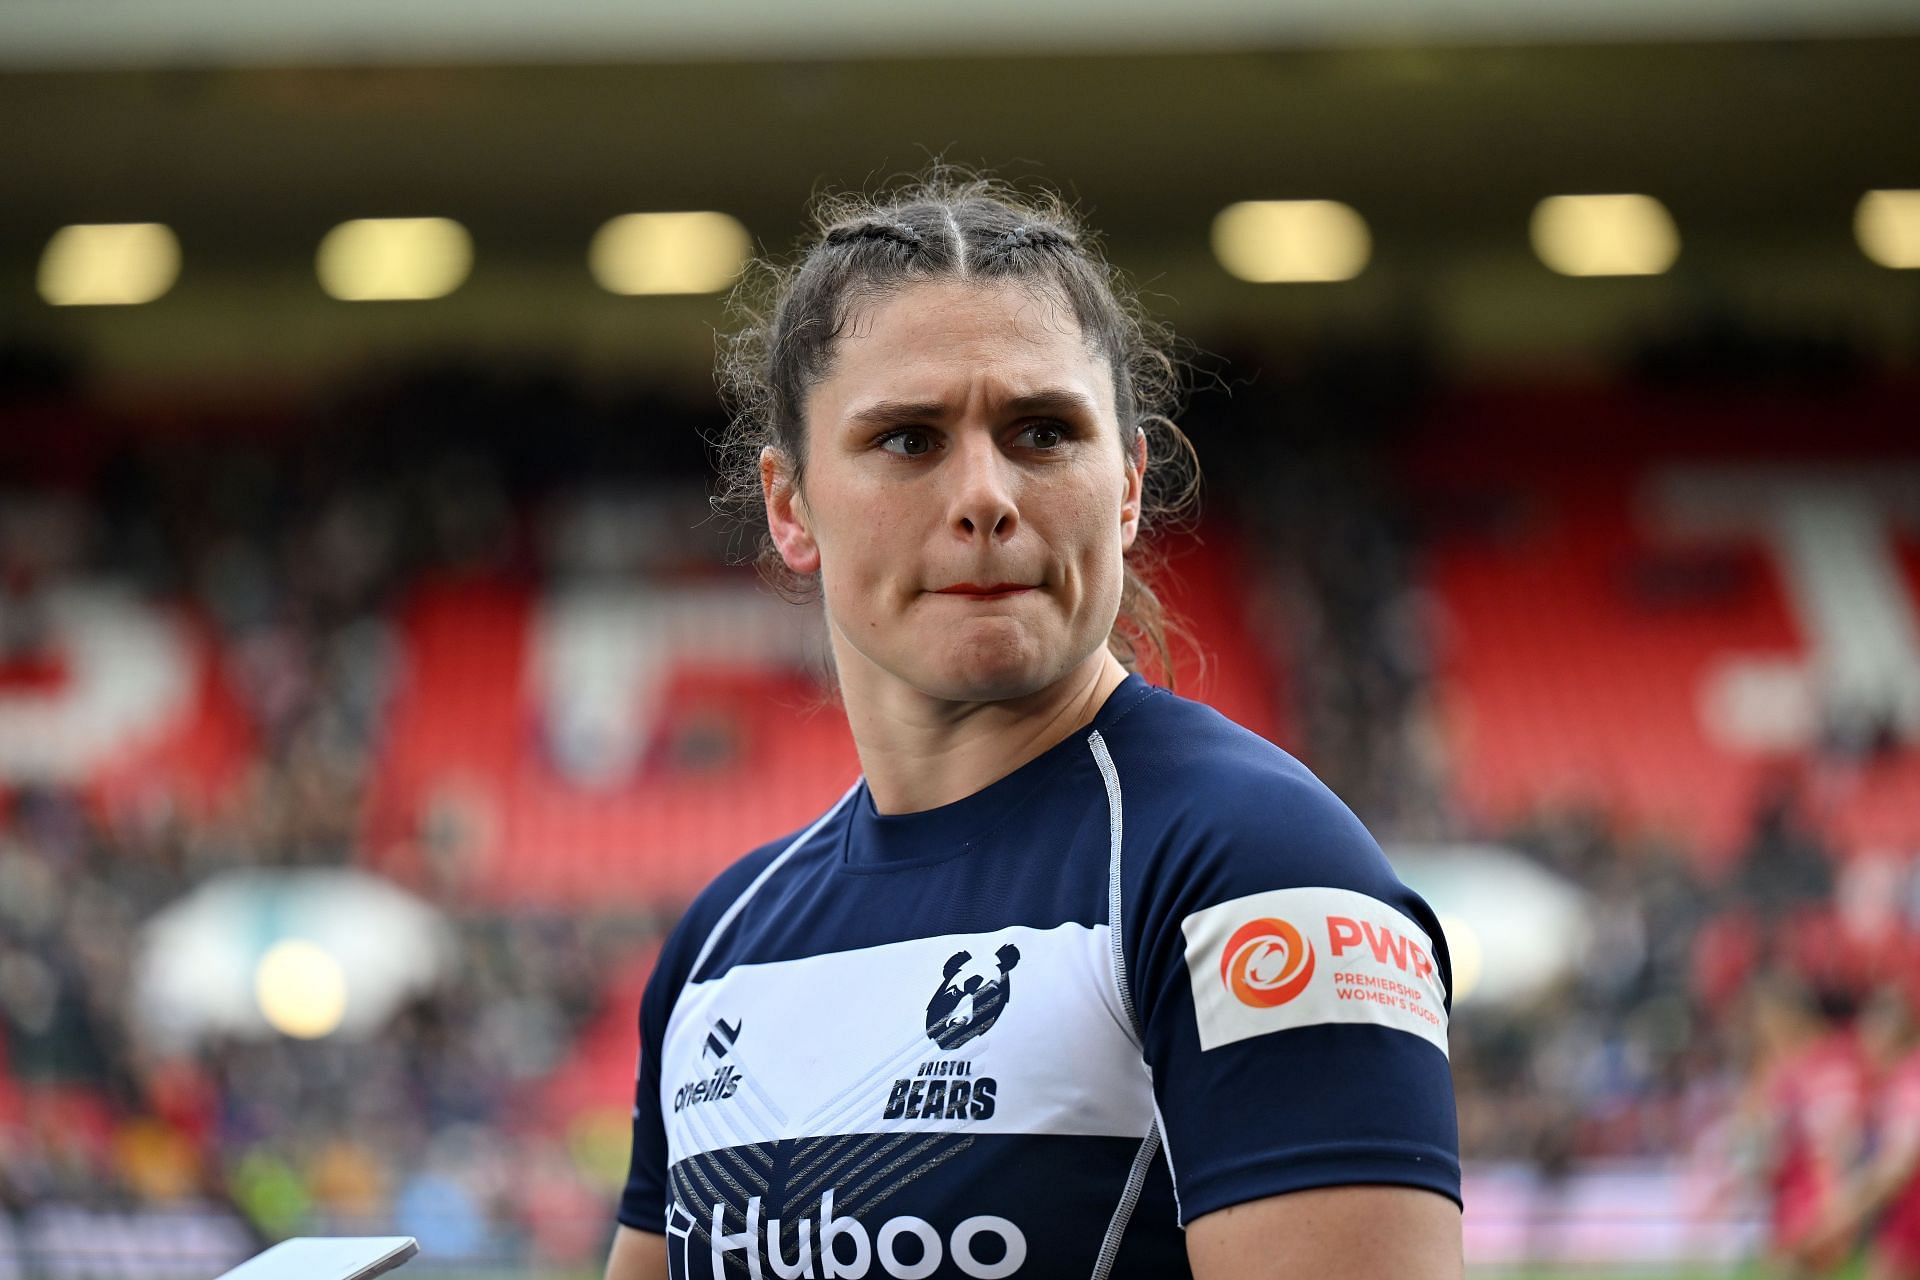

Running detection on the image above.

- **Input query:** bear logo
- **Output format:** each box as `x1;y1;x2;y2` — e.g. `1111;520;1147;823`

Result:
924;943;1021;1050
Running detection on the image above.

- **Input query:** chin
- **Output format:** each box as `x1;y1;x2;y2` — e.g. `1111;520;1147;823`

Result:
919;627;1060;703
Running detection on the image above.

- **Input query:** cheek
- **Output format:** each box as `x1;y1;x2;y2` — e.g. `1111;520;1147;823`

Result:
1057;475;1131;624
1055;466;1128;562
813;489;915;619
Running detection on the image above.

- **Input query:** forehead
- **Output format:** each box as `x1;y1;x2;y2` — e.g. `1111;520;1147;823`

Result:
808;279;1116;422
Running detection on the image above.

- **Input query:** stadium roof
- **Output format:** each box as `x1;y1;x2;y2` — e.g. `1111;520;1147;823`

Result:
2;0;1918;67
1;40;1914;381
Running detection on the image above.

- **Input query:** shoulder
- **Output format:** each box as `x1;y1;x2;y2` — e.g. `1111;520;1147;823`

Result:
641;812;840;1027
1100;685;1451;1014
1096;681;1338;813
1098;683;1402;901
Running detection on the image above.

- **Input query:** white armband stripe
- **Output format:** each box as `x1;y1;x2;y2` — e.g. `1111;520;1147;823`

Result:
1182;886;1450;1057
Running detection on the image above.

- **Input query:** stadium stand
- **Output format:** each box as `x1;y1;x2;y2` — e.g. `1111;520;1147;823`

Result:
1;352;1917;1271
1410;386;1920;860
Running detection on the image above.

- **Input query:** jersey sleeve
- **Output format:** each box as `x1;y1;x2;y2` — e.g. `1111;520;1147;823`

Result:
616;950;675;1233
614;828;808;1235
1122;749;1461;1225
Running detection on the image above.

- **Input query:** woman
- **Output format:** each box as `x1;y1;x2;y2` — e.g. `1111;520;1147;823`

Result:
1811;983;1920;1280
1740;976;1867;1279
606;177;1462;1280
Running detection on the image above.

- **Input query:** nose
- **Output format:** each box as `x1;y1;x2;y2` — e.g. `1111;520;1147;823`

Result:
947;433;1019;544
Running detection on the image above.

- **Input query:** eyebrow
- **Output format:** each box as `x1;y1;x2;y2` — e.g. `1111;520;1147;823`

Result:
845;389;1098;430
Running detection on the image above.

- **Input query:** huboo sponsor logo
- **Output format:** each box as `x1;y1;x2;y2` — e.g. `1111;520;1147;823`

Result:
696;1189;1026;1279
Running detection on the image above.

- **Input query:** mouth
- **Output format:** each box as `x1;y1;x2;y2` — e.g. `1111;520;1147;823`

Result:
934;583;1036;601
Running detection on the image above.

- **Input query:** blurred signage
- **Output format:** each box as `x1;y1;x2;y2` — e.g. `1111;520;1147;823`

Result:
1461;1161;1761;1268
3;0;1918;67
0;1202;256;1279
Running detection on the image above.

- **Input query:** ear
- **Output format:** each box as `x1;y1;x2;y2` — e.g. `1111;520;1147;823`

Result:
1119;429;1148;551
761;445;820;575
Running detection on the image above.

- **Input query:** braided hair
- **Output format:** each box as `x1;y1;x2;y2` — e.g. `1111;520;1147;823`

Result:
821;221;925;252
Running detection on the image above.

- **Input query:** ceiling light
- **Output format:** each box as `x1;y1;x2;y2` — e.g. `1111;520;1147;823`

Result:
1856;190;1920;269
590;211;752;296
316;217;472;301
37;223;181;306
1210;200;1371;283
1530;194;1679;277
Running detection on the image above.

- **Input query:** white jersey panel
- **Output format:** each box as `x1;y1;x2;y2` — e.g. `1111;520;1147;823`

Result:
660;921;1155;1163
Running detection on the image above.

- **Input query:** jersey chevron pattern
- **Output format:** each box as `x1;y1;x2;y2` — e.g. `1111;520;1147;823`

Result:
619;676;1461;1279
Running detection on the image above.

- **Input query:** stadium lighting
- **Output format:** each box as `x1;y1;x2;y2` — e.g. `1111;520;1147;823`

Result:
254;938;350;1039
1210;200;1371;283
37;222;181;306
1856;190;1920;269
316;217;472;301
589;211;753;295
1530;194;1680;277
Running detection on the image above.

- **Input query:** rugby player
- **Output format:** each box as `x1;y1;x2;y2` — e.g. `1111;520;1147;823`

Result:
1815;983;1920;1280
604;176;1463;1280
1742;977;1867;1278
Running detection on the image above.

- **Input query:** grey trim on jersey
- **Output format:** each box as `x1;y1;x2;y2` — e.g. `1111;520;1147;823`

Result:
1090;724;1186;1225
688;781;861;983
1087;729;1142;1047
1091;1125;1162;1280
1153;1094;1185;1224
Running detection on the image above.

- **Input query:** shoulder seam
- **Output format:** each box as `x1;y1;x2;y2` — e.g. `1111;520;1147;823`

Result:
1086;729;1142;1047
1101;679;1160;735
687;781;860;983
1090;1125;1161;1280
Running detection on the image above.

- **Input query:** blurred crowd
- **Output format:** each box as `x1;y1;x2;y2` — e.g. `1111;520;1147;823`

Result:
2;343;1918;1271
1262;379;1920;1197
0;356;706;1270
0;780;633;1268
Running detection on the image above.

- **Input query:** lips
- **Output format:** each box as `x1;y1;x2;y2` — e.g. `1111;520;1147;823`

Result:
935;583;1035;600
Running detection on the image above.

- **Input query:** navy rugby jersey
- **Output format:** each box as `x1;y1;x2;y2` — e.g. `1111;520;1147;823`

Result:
620;674;1459;1279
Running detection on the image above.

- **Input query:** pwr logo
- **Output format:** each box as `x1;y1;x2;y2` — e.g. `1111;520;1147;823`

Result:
1182;886;1451;1057
1220;917;1315;1007
1327;916;1435;982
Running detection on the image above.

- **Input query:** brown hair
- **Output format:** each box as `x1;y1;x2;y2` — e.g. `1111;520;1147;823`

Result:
712;171;1198;681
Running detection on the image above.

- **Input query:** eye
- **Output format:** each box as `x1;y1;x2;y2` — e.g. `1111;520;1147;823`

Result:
1015;421;1068;450
878;428;936;457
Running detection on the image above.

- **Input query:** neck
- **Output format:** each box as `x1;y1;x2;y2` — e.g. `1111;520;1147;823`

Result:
835;645;1134;815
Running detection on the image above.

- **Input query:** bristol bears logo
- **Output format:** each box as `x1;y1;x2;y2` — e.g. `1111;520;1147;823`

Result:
1220;917;1315;1008
925;943;1021;1049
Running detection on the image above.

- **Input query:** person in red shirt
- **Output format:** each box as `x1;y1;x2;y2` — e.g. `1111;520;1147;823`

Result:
1741;976;1869;1276
1817;983;1920;1280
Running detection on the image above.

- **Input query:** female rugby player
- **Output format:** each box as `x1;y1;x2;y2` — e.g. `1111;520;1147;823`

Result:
605;177;1463;1280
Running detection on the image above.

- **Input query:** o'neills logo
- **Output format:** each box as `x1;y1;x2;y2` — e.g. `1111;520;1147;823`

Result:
1220;917;1315;1008
673;1064;740;1113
